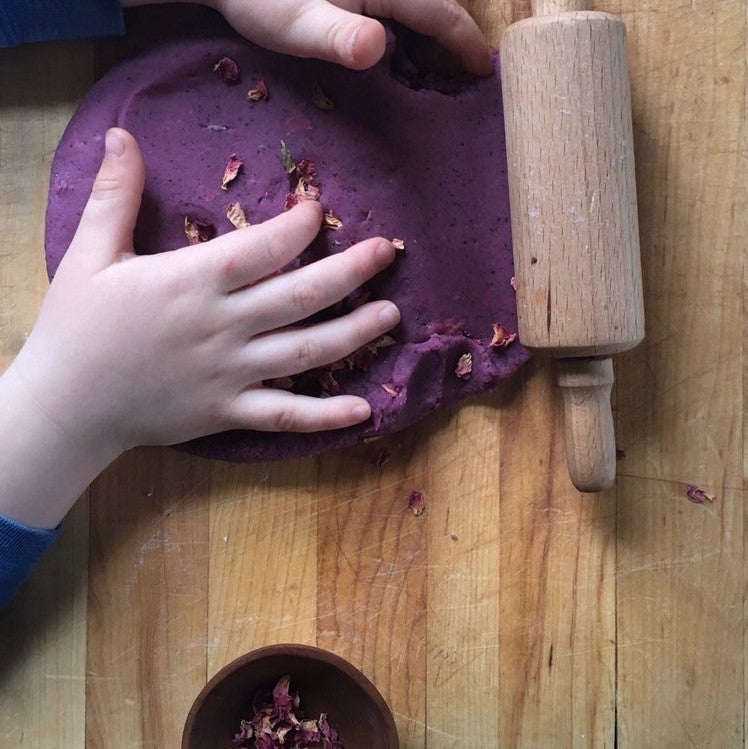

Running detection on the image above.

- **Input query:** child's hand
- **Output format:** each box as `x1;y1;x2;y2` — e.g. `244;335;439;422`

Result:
0;127;400;527
123;0;491;73
11;128;400;451
204;0;492;74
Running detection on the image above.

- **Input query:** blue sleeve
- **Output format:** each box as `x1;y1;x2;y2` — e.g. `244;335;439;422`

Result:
0;1;125;48
0;515;62;609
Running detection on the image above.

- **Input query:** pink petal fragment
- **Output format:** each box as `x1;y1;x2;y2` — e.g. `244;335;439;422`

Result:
324;210;343;230
455;353;473;379
184;216;214;245
226;202;250;228
247;79;269;101
408;490;425;516
213;56;239;82
490;322;518;348
222;153;244;190
686;484;714;504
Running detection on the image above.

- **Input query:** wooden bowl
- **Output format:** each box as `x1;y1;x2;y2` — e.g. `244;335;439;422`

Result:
182;644;399;748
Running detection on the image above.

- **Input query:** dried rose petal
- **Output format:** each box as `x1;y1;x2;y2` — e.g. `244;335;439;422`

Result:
247;79;269;101
213;56;239;82
324;210;343;230
318;713;339;742
283;157;320;211
318;370;342;395
222;154;243;190
271;334;393;401
226;202;250;228
294;159;316;183
280;140;296;174
455;353;473;379
408;491;425;516
490;322;518;348
381;384;399;398
297;719;322;743
184;216;214;245
686;484;714;504
234;676;344;749
392;238;406;250
376;335;396;349
252;711;271;735
294;178;320;202
312;82;335;111
343;335;395;372
233;719;254;745
272;675;293;719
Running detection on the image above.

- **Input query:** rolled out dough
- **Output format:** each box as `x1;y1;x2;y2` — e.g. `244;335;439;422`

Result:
45;26;529;462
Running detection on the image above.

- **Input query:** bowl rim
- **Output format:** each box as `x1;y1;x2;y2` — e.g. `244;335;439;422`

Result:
182;643;399;748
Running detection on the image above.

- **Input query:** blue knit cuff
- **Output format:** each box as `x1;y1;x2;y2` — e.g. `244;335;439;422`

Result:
0;1;126;48
0;514;62;609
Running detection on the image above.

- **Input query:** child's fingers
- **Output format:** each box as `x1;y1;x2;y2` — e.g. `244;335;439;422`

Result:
355;0;493;75
203;200;323;292
243;300;400;381
236;238;396;336
69;128;146;267
230;389;372;432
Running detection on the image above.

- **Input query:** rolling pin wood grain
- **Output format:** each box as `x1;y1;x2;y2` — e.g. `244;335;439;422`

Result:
501;0;644;491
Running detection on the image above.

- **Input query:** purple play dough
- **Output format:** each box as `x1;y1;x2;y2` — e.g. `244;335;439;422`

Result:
45;31;530;462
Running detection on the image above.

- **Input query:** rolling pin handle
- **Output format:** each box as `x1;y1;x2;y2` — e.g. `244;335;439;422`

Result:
556;358;616;493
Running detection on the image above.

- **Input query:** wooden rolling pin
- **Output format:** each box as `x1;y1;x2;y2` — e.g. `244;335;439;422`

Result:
500;0;644;492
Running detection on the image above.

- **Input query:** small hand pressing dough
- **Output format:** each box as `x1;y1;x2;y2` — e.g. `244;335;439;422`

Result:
45;25;529;462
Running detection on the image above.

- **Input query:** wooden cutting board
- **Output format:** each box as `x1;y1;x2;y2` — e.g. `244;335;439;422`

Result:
0;1;745;746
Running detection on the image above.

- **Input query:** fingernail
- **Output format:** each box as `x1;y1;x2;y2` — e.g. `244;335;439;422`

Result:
105;129;125;158
351;403;370;422
378;302;400;327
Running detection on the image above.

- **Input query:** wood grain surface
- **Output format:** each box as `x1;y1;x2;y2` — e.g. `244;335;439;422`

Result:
0;1;745;747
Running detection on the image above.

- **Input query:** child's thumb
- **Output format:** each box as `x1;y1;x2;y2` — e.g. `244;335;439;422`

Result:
69;128;146;265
